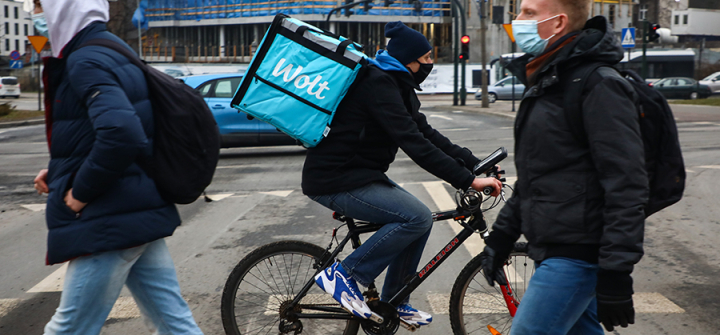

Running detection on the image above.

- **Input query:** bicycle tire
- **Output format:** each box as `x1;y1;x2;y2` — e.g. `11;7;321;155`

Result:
221;240;360;335
449;246;534;335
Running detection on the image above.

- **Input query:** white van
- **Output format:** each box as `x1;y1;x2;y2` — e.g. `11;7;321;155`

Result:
0;77;21;98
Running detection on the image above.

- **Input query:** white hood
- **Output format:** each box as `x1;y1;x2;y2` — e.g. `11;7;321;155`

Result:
40;0;110;58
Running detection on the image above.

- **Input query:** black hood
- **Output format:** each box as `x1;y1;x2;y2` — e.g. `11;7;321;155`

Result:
507;16;624;84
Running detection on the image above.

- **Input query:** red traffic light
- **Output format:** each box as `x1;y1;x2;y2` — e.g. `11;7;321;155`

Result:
461;35;470;44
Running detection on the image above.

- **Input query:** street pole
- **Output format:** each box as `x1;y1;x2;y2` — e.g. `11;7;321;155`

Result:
511;45;516;112
138;0;143;59
458;0;466;105
36;48;41;111
480;0;488;108
452;2;459;106
642;20;648;79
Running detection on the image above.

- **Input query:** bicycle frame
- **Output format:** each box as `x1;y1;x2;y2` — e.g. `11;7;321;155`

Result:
284;206;491;321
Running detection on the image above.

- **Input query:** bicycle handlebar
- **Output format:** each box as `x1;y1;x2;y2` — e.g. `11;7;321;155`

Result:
472;147;508;196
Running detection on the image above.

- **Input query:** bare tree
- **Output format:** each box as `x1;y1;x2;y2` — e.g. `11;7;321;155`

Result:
107;1;138;44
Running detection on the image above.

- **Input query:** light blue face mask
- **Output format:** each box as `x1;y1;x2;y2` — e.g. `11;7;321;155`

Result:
511;14;561;56
32;12;49;38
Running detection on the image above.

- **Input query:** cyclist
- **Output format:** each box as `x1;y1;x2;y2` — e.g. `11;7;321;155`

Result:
302;21;502;326
480;0;648;334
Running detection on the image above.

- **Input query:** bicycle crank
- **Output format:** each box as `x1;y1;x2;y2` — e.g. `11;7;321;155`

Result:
361;301;400;335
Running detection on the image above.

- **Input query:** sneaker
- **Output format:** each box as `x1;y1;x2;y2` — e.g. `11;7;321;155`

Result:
397;303;433;326
314;260;373;319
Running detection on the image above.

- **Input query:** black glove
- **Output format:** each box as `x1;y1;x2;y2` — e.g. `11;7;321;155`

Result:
596;270;635;331
479;246;508;286
480;229;516;286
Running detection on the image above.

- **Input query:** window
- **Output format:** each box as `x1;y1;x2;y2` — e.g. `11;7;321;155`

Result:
196;82;214;97
683;15;688;24
213;78;242;98
608;5;615;26
640;5;648;21
4;22;8;35
15;39;19;53
14;6;18;19
24;24;28;36
675;15;679;25
15;23;19;36
509;0;516;17
677;78;692;86
5;39;9;52
4;5;8;18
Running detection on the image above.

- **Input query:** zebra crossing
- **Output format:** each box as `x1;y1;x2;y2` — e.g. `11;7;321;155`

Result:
6;180;687;324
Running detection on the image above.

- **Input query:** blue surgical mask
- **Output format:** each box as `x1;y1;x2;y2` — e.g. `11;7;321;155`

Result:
32;12;49;38
511;14;561;56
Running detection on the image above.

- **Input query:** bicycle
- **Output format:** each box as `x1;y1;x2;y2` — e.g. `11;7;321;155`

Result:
221;147;534;335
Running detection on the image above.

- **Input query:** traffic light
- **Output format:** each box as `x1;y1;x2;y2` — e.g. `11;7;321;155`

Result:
364;0;373;12
344;0;354;17
384;0;394;7
459;35;470;61
648;23;661;42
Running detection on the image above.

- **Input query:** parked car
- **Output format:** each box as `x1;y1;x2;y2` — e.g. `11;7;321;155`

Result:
474;76;525;103
699;71;720;94
0;77;21;98
180;74;296;148
650;77;713;100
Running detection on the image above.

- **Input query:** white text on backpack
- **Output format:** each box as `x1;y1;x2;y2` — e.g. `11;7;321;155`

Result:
272;58;330;100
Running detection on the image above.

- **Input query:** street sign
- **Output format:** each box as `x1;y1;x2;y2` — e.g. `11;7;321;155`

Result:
10;60;24;69
27;35;49;54
9;50;21;60
502;23;515;43
621;27;636;48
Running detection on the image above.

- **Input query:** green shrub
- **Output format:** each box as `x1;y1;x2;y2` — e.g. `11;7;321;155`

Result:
0;102;16;117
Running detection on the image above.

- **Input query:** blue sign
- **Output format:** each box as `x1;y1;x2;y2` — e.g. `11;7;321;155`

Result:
9;60;23;69
9;50;21;60
621;28;636;48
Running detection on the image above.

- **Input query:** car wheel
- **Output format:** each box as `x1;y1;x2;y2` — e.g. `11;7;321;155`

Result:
488;93;498;103
690;92;699;100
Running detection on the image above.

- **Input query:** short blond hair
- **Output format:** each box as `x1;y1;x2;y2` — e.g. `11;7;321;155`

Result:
557;0;592;31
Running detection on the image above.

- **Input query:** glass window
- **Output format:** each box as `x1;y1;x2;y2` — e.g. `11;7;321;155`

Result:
683;15;688;24
674;15;679;25
15;39;19;52
15;23;19;36
14;6;18;19
677;78;692;86
213;77;242;98
4;22;8;35
196;81;214;97
608;5;615;27
24;24;28;36
4;6;8;18
1;78;18;85
4;39;9;52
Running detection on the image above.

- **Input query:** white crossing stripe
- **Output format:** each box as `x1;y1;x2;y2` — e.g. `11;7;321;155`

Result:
634;292;685;313
697;165;720;170
429;115;453;120
204;193;234;201
27;263;67;293
0;298;22;318
108;296;142;319
20;204;46;212
260;190;294;197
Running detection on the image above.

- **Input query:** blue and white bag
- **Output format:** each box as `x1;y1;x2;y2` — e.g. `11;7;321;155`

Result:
231;14;368;148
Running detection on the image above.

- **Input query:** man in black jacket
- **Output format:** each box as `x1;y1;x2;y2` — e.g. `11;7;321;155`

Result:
479;0;648;334
303;22;502;326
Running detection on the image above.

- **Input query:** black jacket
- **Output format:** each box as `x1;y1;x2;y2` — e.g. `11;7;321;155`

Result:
490;16;648;273
302;66;480;196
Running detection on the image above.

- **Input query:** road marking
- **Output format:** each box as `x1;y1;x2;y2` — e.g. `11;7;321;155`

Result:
0;298;21;318
440;128;471;132
634;292;685;313
205;193;234;201
697;165;720;169
108;296;142;319
20;204;46;212
430;115;453;121
422;181;486;257
27;263;67;293
260;190;294;197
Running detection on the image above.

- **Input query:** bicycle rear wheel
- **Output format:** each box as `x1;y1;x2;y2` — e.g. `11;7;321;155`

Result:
221;240;360;335
449;248;534;335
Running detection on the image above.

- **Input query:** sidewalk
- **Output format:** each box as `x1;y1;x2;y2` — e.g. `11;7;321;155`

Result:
418;94;518;119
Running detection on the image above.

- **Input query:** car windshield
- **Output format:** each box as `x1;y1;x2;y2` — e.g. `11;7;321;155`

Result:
702;73;720;81
1;78;18;85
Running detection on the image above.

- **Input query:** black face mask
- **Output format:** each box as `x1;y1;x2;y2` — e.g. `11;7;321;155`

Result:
413;62;433;85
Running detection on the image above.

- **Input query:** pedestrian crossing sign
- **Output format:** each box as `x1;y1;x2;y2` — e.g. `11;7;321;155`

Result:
621;28;635;48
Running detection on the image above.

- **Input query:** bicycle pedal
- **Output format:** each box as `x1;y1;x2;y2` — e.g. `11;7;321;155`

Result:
399;319;418;332
368;311;384;324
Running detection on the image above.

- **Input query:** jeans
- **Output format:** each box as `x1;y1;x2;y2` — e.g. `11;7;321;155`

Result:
44;239;203;335
510;257;604;335
311;181;433;303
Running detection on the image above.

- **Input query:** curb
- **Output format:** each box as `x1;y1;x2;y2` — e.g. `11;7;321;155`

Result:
0;118;45;129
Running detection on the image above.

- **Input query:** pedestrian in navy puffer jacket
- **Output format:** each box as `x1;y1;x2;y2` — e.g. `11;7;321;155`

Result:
31;0;203;334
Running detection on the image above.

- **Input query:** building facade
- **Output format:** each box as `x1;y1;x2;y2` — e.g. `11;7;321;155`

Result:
1;0;31;56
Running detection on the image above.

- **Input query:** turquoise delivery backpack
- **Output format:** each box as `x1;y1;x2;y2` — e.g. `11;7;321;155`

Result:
231;14;368;148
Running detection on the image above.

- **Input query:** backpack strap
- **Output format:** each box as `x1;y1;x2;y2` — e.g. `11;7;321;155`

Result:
77;39;148;72
561;62;620;145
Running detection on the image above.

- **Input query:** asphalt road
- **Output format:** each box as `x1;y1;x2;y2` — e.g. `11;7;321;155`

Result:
0;99;719;335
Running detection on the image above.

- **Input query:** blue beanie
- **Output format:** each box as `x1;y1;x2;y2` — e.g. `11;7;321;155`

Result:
385;21;432;66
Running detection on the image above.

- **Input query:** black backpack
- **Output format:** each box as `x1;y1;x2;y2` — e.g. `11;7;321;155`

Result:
79;39;221;204
562;64;685;217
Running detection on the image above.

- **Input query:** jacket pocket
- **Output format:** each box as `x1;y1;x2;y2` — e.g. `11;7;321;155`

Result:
46;173;79;226
529;175;587;242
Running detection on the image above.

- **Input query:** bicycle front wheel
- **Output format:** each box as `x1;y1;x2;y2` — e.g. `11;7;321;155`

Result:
221;240;360;335
449;249;534;335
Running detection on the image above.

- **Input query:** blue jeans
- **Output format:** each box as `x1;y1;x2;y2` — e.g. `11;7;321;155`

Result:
510;257;604;335
311;181;433;303
44;239;203;335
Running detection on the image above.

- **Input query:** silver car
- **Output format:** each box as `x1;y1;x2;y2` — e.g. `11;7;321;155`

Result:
699;71;720;94
474;76;525;103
